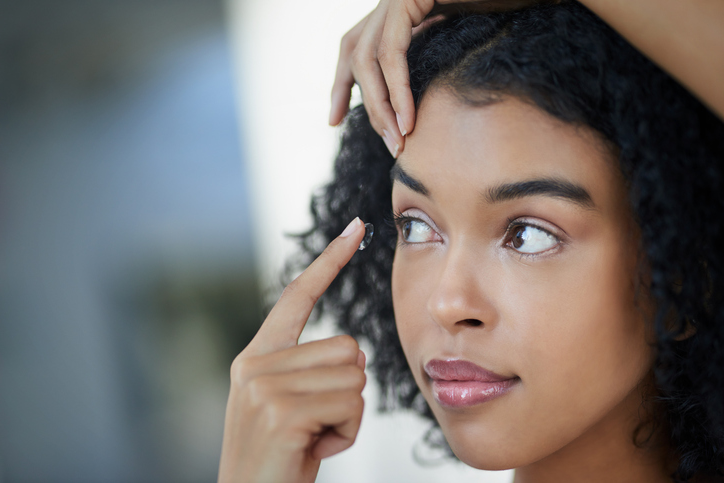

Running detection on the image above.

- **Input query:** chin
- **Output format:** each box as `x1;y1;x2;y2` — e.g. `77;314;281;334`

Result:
449;439;517;471
435;417;530;471
455;453;517;472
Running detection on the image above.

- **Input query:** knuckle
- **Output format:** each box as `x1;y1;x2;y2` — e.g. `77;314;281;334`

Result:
340;32;355;55
346;366;367;390
350;46;374;70
283;278;318;306
230;355;255;385
281;278;299;298
362;103;384;129
376;40;395;65
408;0;429;22
403;0;431;22
345;392;365;413
333;335;359;356
349;48;362;68
360;85;381;106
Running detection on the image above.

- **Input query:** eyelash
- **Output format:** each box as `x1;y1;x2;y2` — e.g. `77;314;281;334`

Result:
390;210;563;256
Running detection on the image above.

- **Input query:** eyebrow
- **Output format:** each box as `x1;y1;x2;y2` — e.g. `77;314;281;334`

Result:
391;163;594;208
390;163;429;196
485;178;594;208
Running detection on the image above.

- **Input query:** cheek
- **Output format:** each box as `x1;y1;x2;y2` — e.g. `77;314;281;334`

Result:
513;259;650;373
391;251;429;358
523;244;650;373
504;238;653;454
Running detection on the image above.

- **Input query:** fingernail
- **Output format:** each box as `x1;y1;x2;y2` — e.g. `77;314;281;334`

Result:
340;217;361;237
382;129;399;159
396;112;407;136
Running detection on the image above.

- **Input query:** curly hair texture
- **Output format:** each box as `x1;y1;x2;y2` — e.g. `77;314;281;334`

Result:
291;2;724;480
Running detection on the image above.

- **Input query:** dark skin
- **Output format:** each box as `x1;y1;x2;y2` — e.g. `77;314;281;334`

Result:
218;218;368;483
391;89;669;482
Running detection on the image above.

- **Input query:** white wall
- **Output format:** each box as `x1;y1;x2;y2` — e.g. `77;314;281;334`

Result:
225;0;513;480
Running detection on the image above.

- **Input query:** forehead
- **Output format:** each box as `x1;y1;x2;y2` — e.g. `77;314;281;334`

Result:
397;88;621;209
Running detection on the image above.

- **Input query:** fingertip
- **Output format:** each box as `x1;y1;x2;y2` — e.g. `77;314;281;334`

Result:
329;98;349;126
396;135;405;157
396;112;407;136
328;106;345;127
330;86;352;126
407;103;417;134
382;129;400;159
356;349;366;370
387;94;414;156
404;105;417;135
339;217;363;238
390;90;416;138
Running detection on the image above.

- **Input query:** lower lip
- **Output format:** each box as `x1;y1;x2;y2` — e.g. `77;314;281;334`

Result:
432;379;517;408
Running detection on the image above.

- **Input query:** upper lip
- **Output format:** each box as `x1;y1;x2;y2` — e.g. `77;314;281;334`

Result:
424;359;514;383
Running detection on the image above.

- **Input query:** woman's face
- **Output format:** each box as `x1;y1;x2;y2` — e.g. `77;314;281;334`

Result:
390;90;654;470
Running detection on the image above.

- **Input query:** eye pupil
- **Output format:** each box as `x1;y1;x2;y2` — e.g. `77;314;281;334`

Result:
512;226;526;249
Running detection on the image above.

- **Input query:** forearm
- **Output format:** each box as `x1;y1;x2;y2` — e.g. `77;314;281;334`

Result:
579;0;724;120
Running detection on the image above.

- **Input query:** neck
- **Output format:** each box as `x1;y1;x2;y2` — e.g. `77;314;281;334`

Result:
513;384;672;483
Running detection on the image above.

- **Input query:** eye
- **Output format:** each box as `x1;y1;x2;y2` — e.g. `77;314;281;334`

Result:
393;212;440;244
508;223;559;254
402;219;434;243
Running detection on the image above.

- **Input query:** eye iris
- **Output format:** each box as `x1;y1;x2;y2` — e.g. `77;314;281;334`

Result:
512;226;526;249
402;221;412;240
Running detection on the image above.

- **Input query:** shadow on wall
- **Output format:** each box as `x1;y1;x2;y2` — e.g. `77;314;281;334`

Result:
0;1;262;482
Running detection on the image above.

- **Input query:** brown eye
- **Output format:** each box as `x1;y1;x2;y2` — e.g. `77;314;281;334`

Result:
508;224;559;254
398;218;436;243
402;221;412;240
512;226;526;249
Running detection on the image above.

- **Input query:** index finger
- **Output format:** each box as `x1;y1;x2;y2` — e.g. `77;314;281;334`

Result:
249;218;367;354
378;0;436;140
330;14;371;126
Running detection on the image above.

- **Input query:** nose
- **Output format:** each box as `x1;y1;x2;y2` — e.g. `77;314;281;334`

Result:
426;245;498;333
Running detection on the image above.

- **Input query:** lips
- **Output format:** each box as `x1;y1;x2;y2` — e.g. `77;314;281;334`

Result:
424;359;518;408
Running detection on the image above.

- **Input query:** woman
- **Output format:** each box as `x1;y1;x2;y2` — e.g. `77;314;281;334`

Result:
218;2;724;482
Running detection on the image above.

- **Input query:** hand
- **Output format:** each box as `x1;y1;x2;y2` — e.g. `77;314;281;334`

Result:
218;218;368;483
329;0;552;158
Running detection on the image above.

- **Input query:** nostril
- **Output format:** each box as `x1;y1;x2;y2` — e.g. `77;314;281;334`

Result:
463;319;483;327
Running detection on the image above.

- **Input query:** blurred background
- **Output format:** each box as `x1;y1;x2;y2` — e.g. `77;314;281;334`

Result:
0;1;512;482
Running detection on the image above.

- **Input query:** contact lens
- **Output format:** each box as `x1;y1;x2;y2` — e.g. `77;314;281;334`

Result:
358;223;374;250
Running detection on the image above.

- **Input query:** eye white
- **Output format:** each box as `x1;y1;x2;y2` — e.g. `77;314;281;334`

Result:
513;225;558;253
403;219;434;243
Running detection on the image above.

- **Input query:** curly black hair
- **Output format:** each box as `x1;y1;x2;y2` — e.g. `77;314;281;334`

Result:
291;2;724;480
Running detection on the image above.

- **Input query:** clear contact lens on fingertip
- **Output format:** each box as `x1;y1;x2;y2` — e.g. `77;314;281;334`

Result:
358;223;374;250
